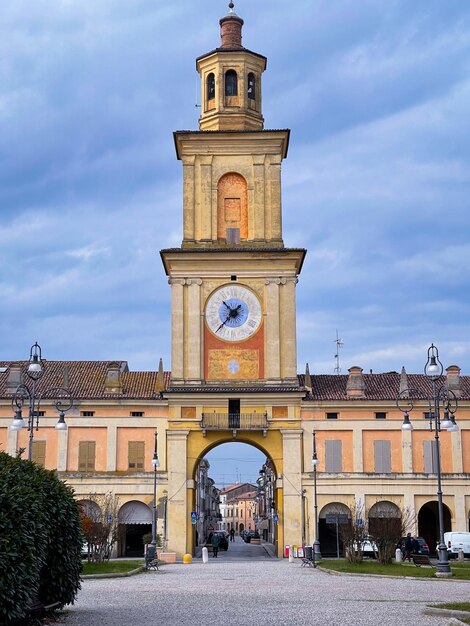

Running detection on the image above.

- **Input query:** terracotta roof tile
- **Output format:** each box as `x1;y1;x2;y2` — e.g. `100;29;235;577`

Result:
0;361;468;401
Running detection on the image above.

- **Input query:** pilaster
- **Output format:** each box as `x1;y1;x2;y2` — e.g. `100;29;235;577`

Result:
402;429;413;473
280;429;304;549
56;428;68;471
186;279;203;381
171;279;185;382
265;278;281;381
280;277;298;380
166;430;190;556
106;424;117;471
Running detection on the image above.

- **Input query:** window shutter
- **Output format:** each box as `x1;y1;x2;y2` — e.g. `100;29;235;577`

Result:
79;441;96;471
128;441;145;471
326;440;342;472
374;440;391;473
423;440;437;473
32;441;46;466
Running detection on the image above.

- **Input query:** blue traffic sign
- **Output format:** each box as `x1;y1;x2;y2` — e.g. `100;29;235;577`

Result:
190;511;198;524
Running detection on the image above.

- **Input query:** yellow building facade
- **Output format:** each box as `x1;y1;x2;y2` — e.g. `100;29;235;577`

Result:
1;6;469;559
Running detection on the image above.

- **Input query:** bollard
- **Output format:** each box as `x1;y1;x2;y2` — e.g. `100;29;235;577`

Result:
458;549;464;562
289;545;294;563
183;553;192;564
395;548;402;563
202;546;209;564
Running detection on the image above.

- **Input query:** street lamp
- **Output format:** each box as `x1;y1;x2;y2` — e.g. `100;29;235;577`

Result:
151;430;160;547
9;342;73;460
396;343;458;577
311;430;321;565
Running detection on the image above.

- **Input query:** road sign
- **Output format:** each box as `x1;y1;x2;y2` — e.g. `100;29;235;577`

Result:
106;514;113;523
273;513;279;522
190;511;197;525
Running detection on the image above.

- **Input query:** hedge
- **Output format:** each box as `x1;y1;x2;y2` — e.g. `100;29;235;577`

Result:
0;451;82;624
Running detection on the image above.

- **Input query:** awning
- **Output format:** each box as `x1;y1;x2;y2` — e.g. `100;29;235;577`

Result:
258;519;269;530
118;501;152;524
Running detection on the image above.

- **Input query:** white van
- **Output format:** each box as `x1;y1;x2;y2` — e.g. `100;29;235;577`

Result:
444;532;470;558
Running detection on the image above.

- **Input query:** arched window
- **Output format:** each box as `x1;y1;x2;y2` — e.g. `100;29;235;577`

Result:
217;172;248;241
247;73;255;99
207;73;215;101
225;70;238;96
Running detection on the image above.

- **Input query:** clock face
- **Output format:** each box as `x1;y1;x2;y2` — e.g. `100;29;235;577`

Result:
205;285;262;342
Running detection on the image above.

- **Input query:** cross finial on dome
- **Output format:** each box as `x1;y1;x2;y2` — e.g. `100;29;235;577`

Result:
229;1;235;11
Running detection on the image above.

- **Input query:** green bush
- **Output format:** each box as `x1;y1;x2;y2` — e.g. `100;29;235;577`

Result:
0;451;82;625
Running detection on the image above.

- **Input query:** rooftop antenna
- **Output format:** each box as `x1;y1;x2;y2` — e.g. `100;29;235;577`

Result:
334;330;344;374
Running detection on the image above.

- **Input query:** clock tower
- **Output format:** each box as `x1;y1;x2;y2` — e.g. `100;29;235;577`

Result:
161;3;305;387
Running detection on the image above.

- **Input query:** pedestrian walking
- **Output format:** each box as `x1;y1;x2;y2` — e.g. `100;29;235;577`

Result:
211;532;221;557
404;533;413;562
230;528;235;542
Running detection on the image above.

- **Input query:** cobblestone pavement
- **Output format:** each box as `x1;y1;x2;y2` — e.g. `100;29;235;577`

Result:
58;559;470;626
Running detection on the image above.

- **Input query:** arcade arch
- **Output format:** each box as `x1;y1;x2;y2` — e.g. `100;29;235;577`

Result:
418;501;452;555
192;439;278;552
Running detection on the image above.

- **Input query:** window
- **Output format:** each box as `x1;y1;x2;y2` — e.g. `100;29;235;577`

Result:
128;441;145;471
326;412;338;420
325;440;342;472
34;411;45;417
130;411;144;417
423;440;438;473
32;441;46;466
375;412;386;420
247;72;255;99
78;441;96;472
423;412;433;420
374;440;391;473
207;72;215;100
225;70;238;96
81;411;95;417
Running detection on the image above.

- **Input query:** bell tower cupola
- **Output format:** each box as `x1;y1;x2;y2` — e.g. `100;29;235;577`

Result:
197;2;266;131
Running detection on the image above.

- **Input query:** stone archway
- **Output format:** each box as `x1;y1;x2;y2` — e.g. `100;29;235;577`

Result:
368;501;401;539
418;501;452;555
319;502;351;557
118;500;152;558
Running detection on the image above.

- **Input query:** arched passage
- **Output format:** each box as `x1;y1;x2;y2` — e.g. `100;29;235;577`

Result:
319;502;351;557
418;501;452;555
118;500;152;557
368;501;401;539
189;434;281;556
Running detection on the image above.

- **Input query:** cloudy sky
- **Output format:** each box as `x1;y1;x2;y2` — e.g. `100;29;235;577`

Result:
2;0;470;385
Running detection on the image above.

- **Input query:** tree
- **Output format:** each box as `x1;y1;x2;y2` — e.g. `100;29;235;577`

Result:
0;451;82;625
329;503;368;563
368;501;415;564
79;492;133;563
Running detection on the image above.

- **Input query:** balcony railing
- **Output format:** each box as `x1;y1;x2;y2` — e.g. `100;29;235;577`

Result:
201;412;268;434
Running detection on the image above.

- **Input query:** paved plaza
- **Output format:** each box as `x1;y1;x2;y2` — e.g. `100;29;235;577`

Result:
59;548;470;626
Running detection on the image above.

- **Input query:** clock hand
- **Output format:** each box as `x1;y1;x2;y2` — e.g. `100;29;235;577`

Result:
215;313;231;333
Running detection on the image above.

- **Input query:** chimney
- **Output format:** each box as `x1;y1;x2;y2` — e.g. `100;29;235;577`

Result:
346;366;365;398
6;363;22;392
446;365;461;398
220;3;244;48
105;362;123;394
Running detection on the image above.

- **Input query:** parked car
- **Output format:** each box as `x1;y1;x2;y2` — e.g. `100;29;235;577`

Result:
443;532;470;559
397;536;429;556
243;530;260;544
354;536;378;558
206;532;228;551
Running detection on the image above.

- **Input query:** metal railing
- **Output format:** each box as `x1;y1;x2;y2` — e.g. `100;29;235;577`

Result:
201;412;268;431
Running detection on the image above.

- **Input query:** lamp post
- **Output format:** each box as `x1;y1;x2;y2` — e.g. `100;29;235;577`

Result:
397;343;458;577
9;342;73;460
151;431;160;547
311;430;321;565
